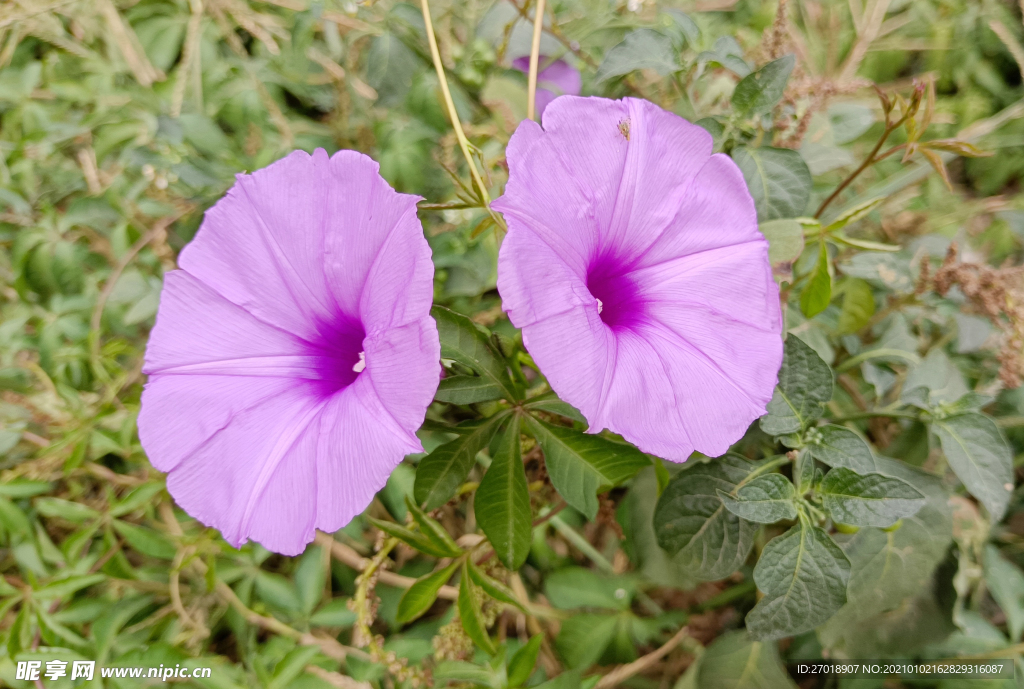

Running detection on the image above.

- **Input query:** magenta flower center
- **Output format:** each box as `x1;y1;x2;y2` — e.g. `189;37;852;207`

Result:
308;315;366;397
586;255;645;330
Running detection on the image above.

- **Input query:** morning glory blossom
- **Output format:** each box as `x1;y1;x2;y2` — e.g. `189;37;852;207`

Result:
139;149;440;555
493;96;782;461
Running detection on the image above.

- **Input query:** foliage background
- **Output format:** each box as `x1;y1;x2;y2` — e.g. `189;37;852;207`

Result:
2;0;1024;687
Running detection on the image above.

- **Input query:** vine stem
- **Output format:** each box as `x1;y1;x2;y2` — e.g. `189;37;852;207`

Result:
419;0;505;230
526;0;546;121
594;626;691;689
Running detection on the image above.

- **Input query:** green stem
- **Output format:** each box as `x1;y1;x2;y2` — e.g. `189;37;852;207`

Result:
829;410;920;423
550;514;615;573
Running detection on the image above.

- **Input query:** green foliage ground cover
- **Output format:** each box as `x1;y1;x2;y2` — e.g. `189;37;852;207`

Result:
2;0;1024;687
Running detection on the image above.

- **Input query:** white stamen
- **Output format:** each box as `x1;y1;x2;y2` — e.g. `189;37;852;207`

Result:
353;351;366;373
596;298;604;315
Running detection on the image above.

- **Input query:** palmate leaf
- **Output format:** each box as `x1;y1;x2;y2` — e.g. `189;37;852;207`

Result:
760;336;834;436
524;416;649;519
931;412;1013;520
746;522;851;640
432;305;519;402
819;468;925;528
653;455;758;580
475;414;532;570
397;560;459;625
414;411;510;510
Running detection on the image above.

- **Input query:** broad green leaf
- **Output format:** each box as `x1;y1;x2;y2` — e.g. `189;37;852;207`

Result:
435;374;504;404
396;560;459;625
746;523;851;640
818;458;953;653
458;563;497;655
760;336;833;436
467;561;524;610
111;520;176;560
366;31;418;106
653;455;757;580
663;10;700;46
983;545;1024;642
545;567;634;611
294;545;326;617
310;598;357;627
507;634;543;687
268;645;320;689
904;348;969;405
432;305;518;402
405;496;463;557
717;474;797;524
475;415;532;570
414;412;509;510
524;416;650;519
596;29;679;82
800;240;832;317
836;278;875;334
805;425;876;473
697;36;751;76
368;518;461;558
255;571;302;614
819;468;925;528
731;55;795;116
697;630;797;689
555;613;619;668
932;412;1013;520
732;146;812;221
758;219;804;265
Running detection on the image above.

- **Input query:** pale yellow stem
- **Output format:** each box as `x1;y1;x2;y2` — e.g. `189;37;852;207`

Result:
420;0;502;229
526;0;547;121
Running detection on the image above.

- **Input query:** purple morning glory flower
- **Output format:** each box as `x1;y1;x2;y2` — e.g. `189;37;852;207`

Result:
139;149;440;555
493;97;783;461
512;56;581;118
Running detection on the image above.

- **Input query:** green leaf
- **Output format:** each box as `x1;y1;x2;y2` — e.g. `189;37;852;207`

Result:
523;394;587;424
836;278;875;334
823;196;885;233
467;561;524;611
524;416;649;520
414;412;509;510
435;374;504;404
368;518;461;559
731;55;795;116
663;10;700;46
983;545;1024;643
545;567;634;611
732;146;812;221
433;661;498;685
507;634;543;687
758;219;805;265
596;29;679;82
268;645;320;689
396;560;459;625
366;31;419;106
555;613;619;668
0;480;53;498
294;545;326;617
33;574;105;599
760;336;833;436
458;563;497;655
805;424;876;473
309;598;357;627
653;455;757;580
255;571;302;614
475;415;532;570
932;412;1013;520
717;474;798;524
819;468;925;528
34;497;100;523
110;520;176;560
800;240;832;317
818;458;953;653
404;495;463;558
697;630;797;689
746;523;851;640
433;305;518;402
